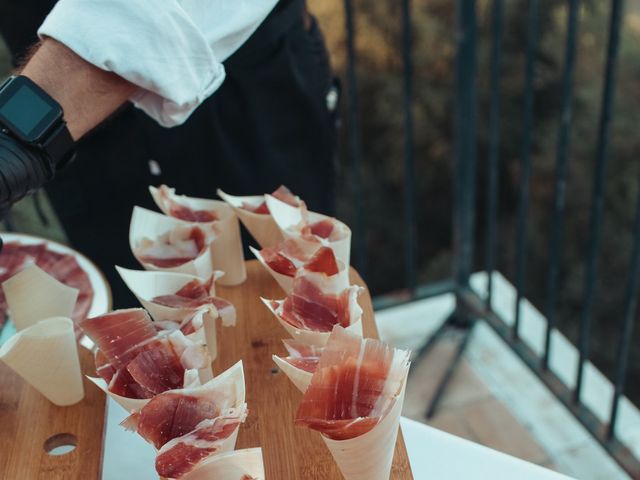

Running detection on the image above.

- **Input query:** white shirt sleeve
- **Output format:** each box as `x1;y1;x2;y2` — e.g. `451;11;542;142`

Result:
38;0;279;127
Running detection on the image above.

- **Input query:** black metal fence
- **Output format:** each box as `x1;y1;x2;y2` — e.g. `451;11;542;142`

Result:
343;0;639;476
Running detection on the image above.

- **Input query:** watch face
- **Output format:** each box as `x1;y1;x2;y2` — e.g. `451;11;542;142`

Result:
0;76;62;143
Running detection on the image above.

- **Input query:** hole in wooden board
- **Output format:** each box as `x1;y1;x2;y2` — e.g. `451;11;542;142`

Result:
44;433;77;456
270;367;280;375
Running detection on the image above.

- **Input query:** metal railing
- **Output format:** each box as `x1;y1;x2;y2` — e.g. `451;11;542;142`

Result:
342;0;639;476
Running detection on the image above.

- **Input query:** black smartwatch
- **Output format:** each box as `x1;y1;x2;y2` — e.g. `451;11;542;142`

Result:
0;75;76;169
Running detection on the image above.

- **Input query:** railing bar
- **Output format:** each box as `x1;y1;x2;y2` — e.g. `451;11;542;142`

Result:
513;0;540;340
484;0;505;309
608;187;640;439
460;287;640;476
372;279;458;311
542;0;580;370
574;0;625;403
343;0;367;276
452;0;478;292
401;0;417;295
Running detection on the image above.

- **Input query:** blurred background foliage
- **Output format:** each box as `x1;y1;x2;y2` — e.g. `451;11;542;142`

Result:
1;0;639;401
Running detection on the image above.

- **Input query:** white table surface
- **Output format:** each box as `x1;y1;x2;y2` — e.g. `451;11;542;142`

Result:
102;398;572;480
400;416;573;480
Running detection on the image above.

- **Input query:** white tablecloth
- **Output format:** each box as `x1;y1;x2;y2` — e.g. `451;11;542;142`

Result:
400;416;572;479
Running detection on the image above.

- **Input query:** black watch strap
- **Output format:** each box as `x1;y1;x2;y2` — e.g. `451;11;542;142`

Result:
42;121;76;169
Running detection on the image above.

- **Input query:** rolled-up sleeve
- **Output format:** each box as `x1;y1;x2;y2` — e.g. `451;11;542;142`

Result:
38;0;278;127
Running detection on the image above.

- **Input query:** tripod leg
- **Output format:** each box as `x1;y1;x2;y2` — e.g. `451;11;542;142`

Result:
425;318;476;419
408;312;454;378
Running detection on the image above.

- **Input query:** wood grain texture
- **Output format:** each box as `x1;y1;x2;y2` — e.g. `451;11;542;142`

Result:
0;260;413;480
0;345;105;480
215;260;413;480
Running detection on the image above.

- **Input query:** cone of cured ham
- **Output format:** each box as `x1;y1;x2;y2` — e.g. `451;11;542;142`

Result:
115;267;235;360
2;265;78;331
295;326;410;480
81;309;213;412
121;361;246;479
0;317;84;406
183;448;265;480
249;239;320;294
216;185;302;248
261;248;362;346
272;340;323;393
265;194;352;267
150;186;246;286
130;206;218;278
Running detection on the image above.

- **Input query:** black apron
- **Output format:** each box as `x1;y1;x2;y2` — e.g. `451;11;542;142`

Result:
0;0;338;307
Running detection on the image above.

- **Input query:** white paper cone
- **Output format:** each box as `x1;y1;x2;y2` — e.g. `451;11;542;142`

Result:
129;206;217;277
200;310;218;361
2;265;79;331
250;246;294;294
164;310;217;364
260;297;363;347
272;354;312;393
92;360;243;414
87;376;149;412
183;448;265;480
149;186;248;286
209;211;246;286
217;189;284;248
115;267;233;361
115;267;223;322
265;195;352;267
322;378;408;480
0;317;84;406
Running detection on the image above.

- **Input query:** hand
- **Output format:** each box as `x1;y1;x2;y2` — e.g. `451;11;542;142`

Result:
0;130;56;218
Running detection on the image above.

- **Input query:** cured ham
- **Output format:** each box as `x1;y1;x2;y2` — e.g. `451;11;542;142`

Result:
81;309;210;400
303;246;339;275
295;325;410;441
122;362;246;478
241;185;301;214
259;239;314;277
0;241;93;326
80;309;157;369
127;348;185;395
146;190;247;285
150;275;236;328
279;249;351;333
154;185;219;222
280;277;351;332
261;247;363;346
135;226;210;268
265;194;352;267
281;340;323;373
300;218;349;243
155;407;246;478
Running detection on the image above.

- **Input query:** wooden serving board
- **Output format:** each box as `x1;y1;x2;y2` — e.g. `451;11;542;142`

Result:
215;260;413;480
0;260;413;479
0;345;106;479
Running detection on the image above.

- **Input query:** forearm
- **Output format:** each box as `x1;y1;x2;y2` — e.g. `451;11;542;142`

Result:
20;38;136;140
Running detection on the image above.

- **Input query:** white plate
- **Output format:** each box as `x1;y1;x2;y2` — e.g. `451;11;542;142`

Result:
0;233;112;343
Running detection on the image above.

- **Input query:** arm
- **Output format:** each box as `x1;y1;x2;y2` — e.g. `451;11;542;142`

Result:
0;38;134;215
0;0;278;217
20;38;136;140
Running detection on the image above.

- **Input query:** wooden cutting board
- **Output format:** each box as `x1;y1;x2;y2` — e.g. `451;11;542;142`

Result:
215;260;414;480
0;260;413;479
0;345;106;480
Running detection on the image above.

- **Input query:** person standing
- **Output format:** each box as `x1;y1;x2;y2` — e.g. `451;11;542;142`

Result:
0;0;339;306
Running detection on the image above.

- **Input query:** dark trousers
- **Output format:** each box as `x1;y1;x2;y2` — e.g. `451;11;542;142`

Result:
1;1;338;307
